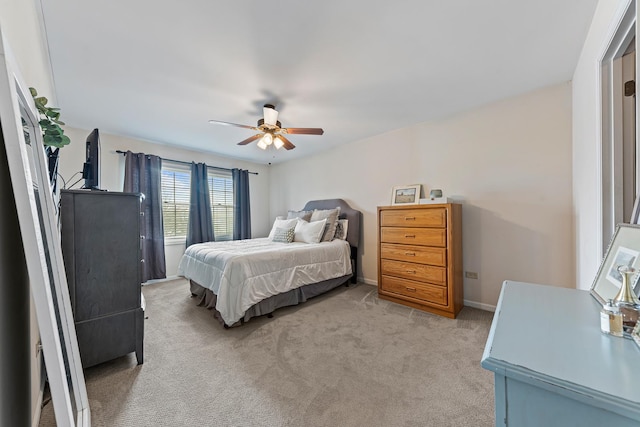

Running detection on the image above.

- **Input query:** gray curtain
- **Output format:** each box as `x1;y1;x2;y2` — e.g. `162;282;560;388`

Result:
187;162;214;247
123;151;166;282
232;168;251;240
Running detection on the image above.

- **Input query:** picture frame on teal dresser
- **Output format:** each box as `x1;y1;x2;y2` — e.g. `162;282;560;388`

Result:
391;184;421;205
591;224;640;306
632;322;640;349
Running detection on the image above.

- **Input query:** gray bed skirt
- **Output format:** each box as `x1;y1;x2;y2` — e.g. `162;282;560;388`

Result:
190;273;353;328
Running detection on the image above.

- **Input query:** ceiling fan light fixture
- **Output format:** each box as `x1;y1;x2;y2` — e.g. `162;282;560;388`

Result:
273;136;284;149
257;138;268;150
263;104;279;126
262;132;273;146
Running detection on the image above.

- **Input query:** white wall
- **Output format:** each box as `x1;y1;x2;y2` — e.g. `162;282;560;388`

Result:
0;0;55;424
58;126;272;277
573;0;632;290
270;82;574;309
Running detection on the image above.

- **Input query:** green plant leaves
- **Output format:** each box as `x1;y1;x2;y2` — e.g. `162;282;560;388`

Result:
29;87;70;147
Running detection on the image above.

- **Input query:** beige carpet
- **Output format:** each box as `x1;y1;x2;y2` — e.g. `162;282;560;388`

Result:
39;279;495;426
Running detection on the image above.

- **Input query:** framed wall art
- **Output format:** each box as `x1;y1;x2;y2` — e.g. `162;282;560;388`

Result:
591;223;640;306
391;184;421;206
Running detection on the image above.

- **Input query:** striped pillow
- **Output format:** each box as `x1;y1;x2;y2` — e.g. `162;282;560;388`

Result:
272;226;295;243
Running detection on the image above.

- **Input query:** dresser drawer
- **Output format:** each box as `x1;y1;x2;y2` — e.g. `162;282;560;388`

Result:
380;243;446;266
380;208;446;228
380;227;446;247
380;275;448;305
381;259;446;285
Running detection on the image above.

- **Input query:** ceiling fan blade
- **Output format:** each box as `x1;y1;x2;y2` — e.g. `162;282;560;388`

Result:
237;134;263;146
282;127;324;135
209;119;258;130
278;135;296;150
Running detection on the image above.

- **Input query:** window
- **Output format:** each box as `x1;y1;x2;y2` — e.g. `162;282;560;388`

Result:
161;163;190;240
160;162;234;242
208;170;233;241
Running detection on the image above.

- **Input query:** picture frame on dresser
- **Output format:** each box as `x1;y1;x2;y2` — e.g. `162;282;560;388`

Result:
0;26;89;426
391;184;421;205
632;322;640;349
591;223;640;306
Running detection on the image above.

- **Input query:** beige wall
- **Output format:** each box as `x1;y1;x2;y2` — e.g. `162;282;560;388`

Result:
0;0;54;98
58;126;272;277
572;0;631;290
0;0;55;424
270;82;574;309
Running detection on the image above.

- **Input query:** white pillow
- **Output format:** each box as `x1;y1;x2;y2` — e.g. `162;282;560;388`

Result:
268;218;298;239
294;218;327;243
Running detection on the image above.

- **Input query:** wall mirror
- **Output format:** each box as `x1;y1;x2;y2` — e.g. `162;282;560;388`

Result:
591;223;640;306
0;28;90;425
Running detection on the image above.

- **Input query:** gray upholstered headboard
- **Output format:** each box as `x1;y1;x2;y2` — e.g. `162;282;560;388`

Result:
302;199;362;249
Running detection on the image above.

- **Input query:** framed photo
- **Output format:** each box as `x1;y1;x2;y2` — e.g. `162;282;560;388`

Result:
591;224;640;306
632;195;640;224
632;322;640;349
391;184;421;206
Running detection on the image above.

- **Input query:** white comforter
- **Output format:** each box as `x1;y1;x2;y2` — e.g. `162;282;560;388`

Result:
177;238;352;324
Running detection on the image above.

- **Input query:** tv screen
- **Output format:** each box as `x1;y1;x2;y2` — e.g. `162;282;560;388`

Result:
82;128;100;189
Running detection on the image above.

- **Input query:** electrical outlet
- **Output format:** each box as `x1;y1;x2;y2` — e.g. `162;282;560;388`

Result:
465;271;479;279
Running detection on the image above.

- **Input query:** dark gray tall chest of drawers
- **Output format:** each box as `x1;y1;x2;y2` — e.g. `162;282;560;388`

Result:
60;190;144;368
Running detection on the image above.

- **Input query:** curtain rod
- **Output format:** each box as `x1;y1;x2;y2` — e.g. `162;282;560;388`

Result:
114;150;258;175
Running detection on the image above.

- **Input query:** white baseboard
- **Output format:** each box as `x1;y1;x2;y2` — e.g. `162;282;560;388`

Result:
359;277;377;286
143;275;181;285
463;299;496;312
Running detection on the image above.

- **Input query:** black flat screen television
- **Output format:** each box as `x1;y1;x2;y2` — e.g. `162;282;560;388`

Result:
82;128;100;189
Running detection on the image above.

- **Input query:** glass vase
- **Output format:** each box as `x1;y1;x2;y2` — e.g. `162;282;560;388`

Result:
614;265;640;335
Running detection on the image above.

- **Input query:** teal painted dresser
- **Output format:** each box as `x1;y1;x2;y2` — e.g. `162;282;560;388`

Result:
482;281;640;426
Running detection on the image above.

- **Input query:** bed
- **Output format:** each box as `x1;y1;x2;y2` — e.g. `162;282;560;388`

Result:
178;199;361;327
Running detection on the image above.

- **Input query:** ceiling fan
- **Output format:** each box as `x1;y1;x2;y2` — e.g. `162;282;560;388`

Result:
208;104;324;150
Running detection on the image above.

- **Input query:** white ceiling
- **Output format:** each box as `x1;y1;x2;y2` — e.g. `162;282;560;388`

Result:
39;0;598;165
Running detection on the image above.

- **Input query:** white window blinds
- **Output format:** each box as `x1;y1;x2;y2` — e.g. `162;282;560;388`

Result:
208;170;233;241
161;164;190;239
161;162;234;241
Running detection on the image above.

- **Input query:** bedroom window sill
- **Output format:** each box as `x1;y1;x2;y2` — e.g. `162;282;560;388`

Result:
164;237;186;246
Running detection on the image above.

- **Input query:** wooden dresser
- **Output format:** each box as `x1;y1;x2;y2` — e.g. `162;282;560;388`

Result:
377;203;462;318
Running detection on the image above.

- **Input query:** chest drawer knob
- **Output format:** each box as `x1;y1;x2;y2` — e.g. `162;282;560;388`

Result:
405;234;416;238
405;252;416;256
404;217;416;221
406;287;417;292
406;270;416;274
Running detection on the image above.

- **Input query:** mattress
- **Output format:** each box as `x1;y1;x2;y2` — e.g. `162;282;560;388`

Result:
177;238;352;324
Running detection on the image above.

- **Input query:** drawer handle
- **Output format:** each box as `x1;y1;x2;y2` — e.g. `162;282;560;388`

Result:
405;252;416;256
405;234;416;238
405;270;416;274
404;217;416;220
406;287;417;292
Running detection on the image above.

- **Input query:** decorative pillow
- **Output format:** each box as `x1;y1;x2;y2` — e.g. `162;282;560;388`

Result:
310;207;341;242
268;218;298;240
272;226;295;243
293;218;327;244
286;210;313;222
334;219;349;240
